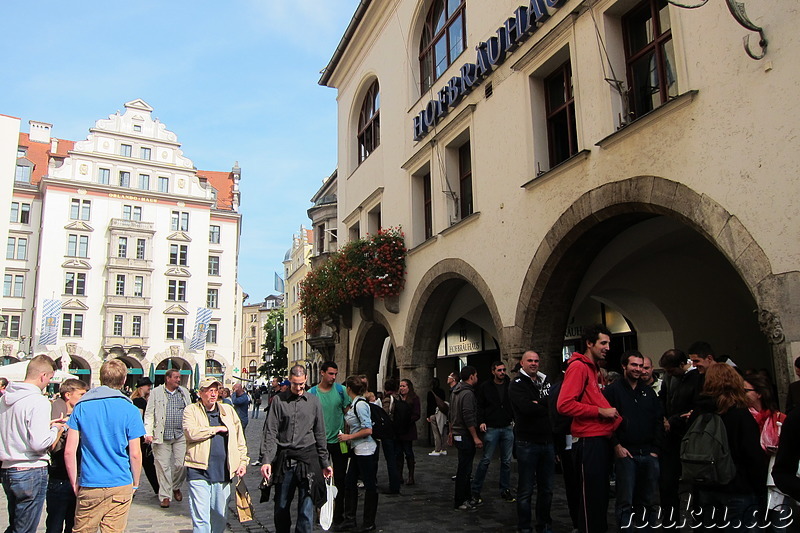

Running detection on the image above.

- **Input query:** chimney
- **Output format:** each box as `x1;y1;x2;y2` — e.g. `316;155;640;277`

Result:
29;121;52;144
50;138;59;153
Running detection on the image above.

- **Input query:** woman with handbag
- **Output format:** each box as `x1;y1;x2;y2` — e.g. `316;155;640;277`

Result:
337;375;378;532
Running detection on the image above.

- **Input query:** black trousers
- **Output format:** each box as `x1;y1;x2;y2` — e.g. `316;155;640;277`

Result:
327;442;348;524
574;437;613;533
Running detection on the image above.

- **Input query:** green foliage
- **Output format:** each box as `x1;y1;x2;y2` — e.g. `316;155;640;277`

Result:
259;307;288;378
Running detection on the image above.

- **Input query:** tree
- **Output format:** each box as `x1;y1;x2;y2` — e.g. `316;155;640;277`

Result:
259;307;288;378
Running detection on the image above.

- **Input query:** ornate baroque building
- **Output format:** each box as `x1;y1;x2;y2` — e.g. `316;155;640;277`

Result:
0;100;242;387
318;0;799;400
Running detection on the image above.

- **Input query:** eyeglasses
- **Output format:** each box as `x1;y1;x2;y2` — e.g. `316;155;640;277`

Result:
744;388;756;392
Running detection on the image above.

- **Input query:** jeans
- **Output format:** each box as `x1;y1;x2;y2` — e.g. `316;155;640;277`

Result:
274;464;314;533
187;479;231;533
251;403;261;418
45;477;76;533
693;490;759;532
515;441;555;533
471;425;513;496
454;437;476;508
614;454;660;532
380;438;401;492
1;466;49;533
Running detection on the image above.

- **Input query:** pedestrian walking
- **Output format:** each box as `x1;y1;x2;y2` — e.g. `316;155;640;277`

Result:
131;377;159;495
449;366;483;510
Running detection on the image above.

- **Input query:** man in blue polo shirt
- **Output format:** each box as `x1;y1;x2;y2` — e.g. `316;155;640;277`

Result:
65;358;144;533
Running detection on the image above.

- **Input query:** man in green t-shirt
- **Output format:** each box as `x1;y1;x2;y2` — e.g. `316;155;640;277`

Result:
308;361;348;529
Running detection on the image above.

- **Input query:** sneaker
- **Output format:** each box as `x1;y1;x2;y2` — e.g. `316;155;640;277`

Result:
457;501;478;511
439;450;447;455
468;496;483;507
428;451;441;456
501;489;516;502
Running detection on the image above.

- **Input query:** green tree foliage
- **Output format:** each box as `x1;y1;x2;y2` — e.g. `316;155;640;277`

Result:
259;307;288;378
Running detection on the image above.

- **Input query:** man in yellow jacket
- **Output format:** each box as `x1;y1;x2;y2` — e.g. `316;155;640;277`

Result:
183;378;248;533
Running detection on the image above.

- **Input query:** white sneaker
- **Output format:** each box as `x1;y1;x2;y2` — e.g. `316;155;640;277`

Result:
428;451;441;456
439;450;447;456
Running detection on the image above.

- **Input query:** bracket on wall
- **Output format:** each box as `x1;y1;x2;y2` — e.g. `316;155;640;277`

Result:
666;0;767;59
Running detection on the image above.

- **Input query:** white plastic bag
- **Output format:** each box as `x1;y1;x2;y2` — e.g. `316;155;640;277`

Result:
319;476;337;531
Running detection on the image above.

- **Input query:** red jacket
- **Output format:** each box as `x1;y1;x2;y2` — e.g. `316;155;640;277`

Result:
556;352;622;438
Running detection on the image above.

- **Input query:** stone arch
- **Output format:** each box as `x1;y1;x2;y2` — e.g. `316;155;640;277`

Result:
403;258;504;369
516;176;779;377
50;344;102;386
352;309;397;383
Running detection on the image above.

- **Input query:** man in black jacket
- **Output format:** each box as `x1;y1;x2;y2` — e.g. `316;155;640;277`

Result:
509;351;554;533
471;361;515;505
604;350;664;531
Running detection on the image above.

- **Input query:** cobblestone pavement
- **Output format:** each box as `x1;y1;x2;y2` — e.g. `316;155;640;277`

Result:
1;413;597;532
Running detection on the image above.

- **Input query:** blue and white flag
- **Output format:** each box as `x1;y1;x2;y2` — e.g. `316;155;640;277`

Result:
39;299;62;346
274;272;285;293
190;307;213;350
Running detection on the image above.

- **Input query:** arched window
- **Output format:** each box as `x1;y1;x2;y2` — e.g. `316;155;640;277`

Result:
248;360;257;376
357;81;380;164
419;0;466;93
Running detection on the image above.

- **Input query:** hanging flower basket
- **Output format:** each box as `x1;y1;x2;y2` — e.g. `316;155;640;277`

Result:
300;227;406;333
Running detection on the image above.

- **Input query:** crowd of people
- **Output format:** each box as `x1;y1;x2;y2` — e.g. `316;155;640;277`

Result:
2;328;800;533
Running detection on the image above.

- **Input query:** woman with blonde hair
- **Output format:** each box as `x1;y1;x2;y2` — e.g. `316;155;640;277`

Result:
691;363;767;531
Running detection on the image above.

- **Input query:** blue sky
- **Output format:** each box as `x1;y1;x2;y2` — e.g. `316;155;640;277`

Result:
1;0;357;302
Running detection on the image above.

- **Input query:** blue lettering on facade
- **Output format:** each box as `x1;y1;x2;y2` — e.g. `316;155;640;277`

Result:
412;0;564;141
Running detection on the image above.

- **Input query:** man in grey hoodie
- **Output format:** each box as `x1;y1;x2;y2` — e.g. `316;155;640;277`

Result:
448;365;483;510
0;354;64;533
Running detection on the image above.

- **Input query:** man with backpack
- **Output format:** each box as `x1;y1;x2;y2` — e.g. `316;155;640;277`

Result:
308;361;348;530
603;350;664;531
509;351;554;533
557;324;621;533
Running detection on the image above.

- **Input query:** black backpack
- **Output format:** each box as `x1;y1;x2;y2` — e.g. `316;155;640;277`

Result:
354;398;395;441
391;396;413;435
680;412;736;486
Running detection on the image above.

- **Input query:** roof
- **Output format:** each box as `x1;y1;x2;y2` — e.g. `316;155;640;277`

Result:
319;0;372;87
18;133;76;185
196;170;236;211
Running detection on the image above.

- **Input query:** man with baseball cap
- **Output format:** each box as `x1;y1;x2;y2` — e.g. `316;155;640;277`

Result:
183;378;248;533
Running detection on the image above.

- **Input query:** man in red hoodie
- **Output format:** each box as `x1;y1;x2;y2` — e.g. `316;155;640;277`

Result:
557;324;621;533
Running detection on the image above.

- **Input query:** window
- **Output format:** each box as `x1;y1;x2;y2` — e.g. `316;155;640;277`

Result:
70;199;91;221
357;81;381;163
98;168;110;184
206;323;218;344
0;315;21;338
171;211;189;231
67;235;89;258
167;280;187;301
158;177;169;193
208;256;220;276
17;148;26;158
249;360;257;375
133;276;144;297
250;325;257;337
6;237;27;260
207;288;219;309
458;142;473;218
123;205;142;221
166;318;185;340
136;239;146;260
65;272;86;296
118;237;128;258
169;244;188;266
113;315;123;336
62;313;84;337
209;225;220;244
133;124;142;133
419;0;467;93
138;174;150;190
250;340;257;353
10;202;31;224
115;274;126;296
623;0;677;120
140;147;151;160
119;171;130;187
120;144;132;157
423;172;433;239
15;164;32;183
3;274;24;297
132;315;142;336
544;60;578;166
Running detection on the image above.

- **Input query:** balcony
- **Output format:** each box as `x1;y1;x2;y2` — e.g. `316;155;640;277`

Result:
108;218;155;234
104;295;151;308
107;257;152;271
103;336;149;352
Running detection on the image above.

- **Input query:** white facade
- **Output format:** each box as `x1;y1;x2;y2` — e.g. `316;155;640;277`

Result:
1;100;242;387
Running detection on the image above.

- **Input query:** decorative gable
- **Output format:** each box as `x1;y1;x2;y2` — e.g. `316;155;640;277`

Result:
164;267;191;278
163;304;189;315
64;221;94;232
167;232;192;242
62;299;89;311
61;259;91;270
